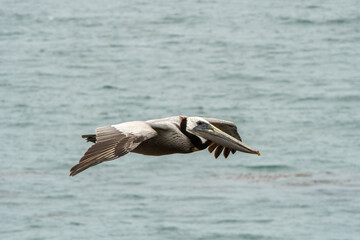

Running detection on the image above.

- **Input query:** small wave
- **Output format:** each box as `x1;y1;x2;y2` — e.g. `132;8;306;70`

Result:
0;171;45;179
102;85;117;90
336;95;360;102
80;22;103;28
324;37;342;42
281;16;360;26
121;194;145;200
163;16;185;24
293;19;314;25
0;31;24;37
293;96;321;102
326;18;357;25
216;219;272;224
66;65;93;69
306;5;321;9
45;194;75;199
288;179;352;186
53;16;85;23
162;40;180;45
70;222;83;226
279;17;313;25
216;219;245;224
209;172;313;183
151;16;186;25
156;226;179;232
108;44;125;48
131;214;148;219
14;103;29;108
179;196;225;201
244;164;292;171
201;233;266;240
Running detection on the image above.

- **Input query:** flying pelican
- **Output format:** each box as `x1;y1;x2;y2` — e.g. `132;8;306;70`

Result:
70;116;260;176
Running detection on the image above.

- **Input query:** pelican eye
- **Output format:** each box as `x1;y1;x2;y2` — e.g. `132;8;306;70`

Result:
197;121;203;125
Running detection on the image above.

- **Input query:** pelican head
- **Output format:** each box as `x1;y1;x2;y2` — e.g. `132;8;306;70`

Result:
185;117;210;144
187;117;260;155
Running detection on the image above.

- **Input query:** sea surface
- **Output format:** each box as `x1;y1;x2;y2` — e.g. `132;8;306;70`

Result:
1;0;359;239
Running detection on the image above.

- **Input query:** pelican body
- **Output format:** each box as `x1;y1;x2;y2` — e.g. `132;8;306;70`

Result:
70;116;260;176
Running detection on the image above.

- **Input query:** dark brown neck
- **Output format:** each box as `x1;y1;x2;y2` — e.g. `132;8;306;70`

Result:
180;118;211;150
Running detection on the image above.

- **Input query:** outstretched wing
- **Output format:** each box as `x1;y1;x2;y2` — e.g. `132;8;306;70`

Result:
70;121;157;176
204;118;242;159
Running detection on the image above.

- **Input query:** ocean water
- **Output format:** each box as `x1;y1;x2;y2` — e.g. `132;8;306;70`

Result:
1;0;359;239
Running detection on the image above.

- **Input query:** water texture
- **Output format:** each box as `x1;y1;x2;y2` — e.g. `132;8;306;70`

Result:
1;0;359;239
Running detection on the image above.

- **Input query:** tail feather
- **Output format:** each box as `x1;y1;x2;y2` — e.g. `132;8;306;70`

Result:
82;134;96;143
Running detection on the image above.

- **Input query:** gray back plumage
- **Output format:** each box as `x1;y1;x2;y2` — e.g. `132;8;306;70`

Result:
132;116;193;155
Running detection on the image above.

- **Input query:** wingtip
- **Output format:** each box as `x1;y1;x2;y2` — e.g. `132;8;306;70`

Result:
208;143;217;153
223;148;230;158
69;164;81;176
214;146;224;159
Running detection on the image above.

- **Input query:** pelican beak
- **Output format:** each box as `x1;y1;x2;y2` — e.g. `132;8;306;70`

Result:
190;123;261;156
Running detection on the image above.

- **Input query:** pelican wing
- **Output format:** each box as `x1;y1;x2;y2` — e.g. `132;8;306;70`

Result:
204;118;242;158
70;121;157;176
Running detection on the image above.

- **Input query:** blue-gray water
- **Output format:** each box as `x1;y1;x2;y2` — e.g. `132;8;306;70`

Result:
1;0;360;239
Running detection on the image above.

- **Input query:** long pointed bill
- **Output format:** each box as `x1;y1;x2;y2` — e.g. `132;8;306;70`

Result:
190;123;261;156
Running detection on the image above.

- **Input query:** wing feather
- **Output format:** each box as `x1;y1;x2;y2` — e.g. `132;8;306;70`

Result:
208;142;217;153
223;148;230;158
214;146;224;159
70;122;157;176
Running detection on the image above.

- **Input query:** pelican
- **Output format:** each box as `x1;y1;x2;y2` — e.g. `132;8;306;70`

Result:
70;116;260;176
